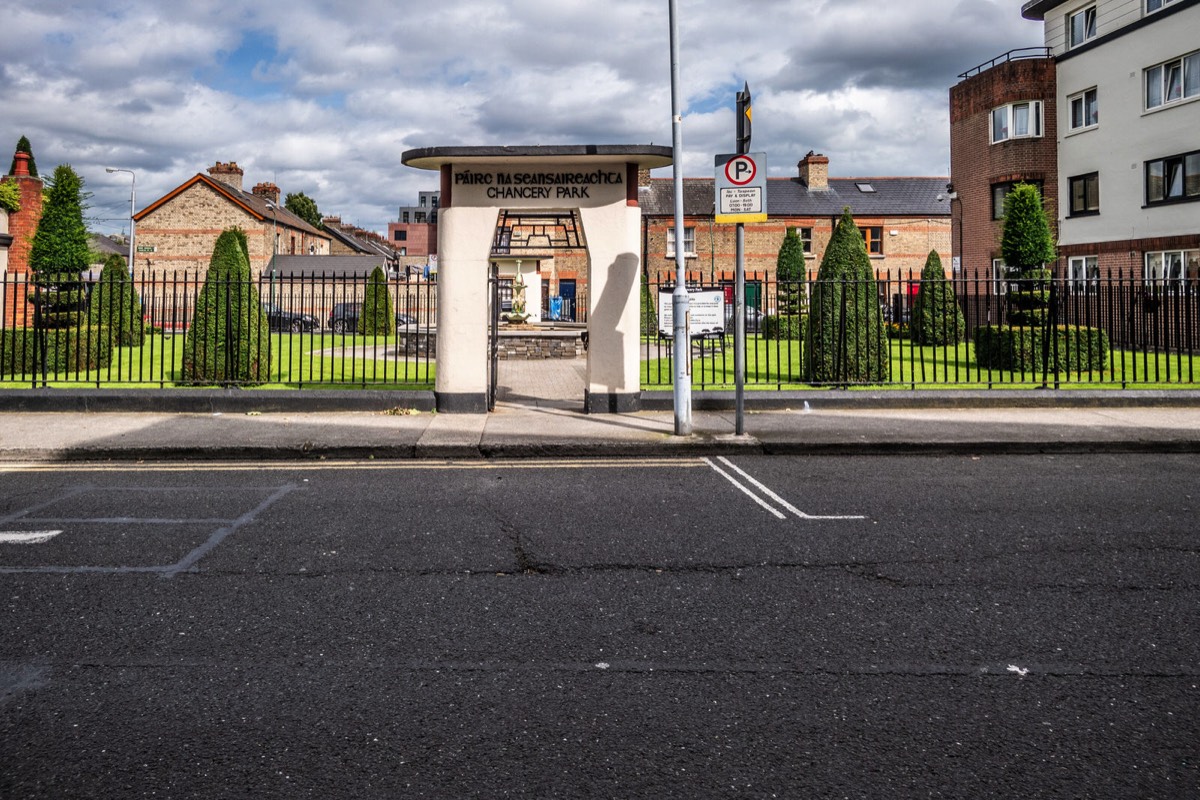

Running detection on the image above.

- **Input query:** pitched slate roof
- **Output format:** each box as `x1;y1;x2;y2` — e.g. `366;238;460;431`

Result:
270;254;390;278
134;174;329;239
323;219;398;260
641;176;951;218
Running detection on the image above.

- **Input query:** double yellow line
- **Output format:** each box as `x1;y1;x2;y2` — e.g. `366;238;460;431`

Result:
0;457;709;474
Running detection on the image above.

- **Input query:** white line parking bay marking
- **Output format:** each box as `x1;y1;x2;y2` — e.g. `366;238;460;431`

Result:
0;531;63;544
704;457;865;521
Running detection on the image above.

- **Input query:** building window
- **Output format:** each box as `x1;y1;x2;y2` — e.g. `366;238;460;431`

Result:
414;212;427;223
1145;250;1199;287
393;230;407;241
990;101;1043;143
1068;88;1099;131
1067;256;1099;293
666;226;696;258
992;259;1013;295
401;212;410;223
799;227;813;253
861;226;883;256
992;181;1044;220
1069;172;1100;216
1068;6;1096;48
1145;51;1200;109
399;247;406;256
1147;0;1181;13
1146;151;1200;205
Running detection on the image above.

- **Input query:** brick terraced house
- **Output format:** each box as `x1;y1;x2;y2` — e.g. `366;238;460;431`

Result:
639;152;952;289
132;161;331;277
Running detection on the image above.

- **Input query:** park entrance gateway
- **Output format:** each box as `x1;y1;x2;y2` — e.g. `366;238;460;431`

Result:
401;146;673;413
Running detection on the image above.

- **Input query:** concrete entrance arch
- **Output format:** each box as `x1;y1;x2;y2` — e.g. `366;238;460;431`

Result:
401;145;673;413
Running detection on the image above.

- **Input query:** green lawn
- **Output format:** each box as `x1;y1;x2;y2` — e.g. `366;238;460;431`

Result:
1;332;435;389
640;336;1200;390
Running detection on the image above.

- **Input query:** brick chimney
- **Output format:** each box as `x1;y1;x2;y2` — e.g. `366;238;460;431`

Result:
798;151;829;191
4;151;44;276
207;161;244;192
252;181;281;205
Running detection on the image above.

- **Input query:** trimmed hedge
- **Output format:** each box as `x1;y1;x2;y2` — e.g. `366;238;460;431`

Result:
0;327;113;376
181;229;269;384
359;266;395;335
88;254;145;346
910;250;965;345
804;208;889;383
974;325;1110;373
761;314;804;340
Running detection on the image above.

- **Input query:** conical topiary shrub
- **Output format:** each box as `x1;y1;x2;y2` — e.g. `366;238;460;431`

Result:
766;225;806;340
88;253;145;346
358;266;395;335
181;228;269;384
803;208;889;383
910;250;965;346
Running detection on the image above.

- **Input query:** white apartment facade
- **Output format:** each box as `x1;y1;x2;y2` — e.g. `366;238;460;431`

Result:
1022;0;1199;283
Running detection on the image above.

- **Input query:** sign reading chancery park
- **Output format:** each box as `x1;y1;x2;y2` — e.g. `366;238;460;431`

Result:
454;168;626;201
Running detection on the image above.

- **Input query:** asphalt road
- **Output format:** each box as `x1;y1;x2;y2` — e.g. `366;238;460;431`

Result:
1;455;1197;798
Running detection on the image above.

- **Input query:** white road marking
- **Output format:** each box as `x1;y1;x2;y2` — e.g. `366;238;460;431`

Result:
703;458;787;519
0;531;63;544
713;457;865;520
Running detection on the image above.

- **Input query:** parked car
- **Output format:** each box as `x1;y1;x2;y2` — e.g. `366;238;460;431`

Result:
724;305;764;334
263;303;319;332
328;302;417;333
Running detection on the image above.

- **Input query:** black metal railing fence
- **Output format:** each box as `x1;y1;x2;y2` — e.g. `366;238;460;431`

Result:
1;271;439;387
642;268;1200;389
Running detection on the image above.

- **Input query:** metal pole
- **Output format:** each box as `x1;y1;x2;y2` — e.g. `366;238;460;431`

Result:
734;84;750;436
735;223;745;434
669;0;691;435
106;168;136;276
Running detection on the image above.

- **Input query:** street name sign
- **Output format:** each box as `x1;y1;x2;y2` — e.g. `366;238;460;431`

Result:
714;152;767;224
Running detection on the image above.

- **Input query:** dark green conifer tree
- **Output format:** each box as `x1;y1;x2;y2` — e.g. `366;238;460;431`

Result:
29;165;90;327
181;228;269;383
88;253;145;345
910;250;965;345
359;266;395;335
803;208;889;383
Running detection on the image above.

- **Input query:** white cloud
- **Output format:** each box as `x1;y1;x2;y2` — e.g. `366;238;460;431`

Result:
0;0;1043;235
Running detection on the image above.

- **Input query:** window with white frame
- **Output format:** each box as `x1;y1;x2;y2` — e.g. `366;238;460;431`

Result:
1068;6;1097;48
1067;256;1099;293
1147;0;1181;13
1068;88;1099;130
991;259;1015;295
1144;250;1197;288
799;226;813;254
1145;50;1200;109
1145;150;1200;205
991;101;1043;143
666;226;696;258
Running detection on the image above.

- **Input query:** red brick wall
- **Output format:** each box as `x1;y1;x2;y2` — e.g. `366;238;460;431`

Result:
950;57;1058;283
387;222;437;257
1;173;44;326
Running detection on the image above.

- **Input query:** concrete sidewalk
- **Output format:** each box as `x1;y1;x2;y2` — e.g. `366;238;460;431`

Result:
3;357;1200;460
3;400;1200;462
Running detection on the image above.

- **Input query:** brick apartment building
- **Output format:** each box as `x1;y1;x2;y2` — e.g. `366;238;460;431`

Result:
950;0;1200;289
949;52;1059;291
132;161;331;278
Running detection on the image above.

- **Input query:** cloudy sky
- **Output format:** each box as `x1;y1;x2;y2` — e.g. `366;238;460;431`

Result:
3;0;1043;237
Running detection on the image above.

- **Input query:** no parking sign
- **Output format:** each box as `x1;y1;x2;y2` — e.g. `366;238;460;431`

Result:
714;152;767;224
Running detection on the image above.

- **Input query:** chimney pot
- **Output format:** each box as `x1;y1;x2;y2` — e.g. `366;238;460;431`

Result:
12;152;31;177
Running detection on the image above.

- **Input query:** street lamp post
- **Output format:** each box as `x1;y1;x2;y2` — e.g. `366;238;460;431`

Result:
105;168;135;276
266;201;278;310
